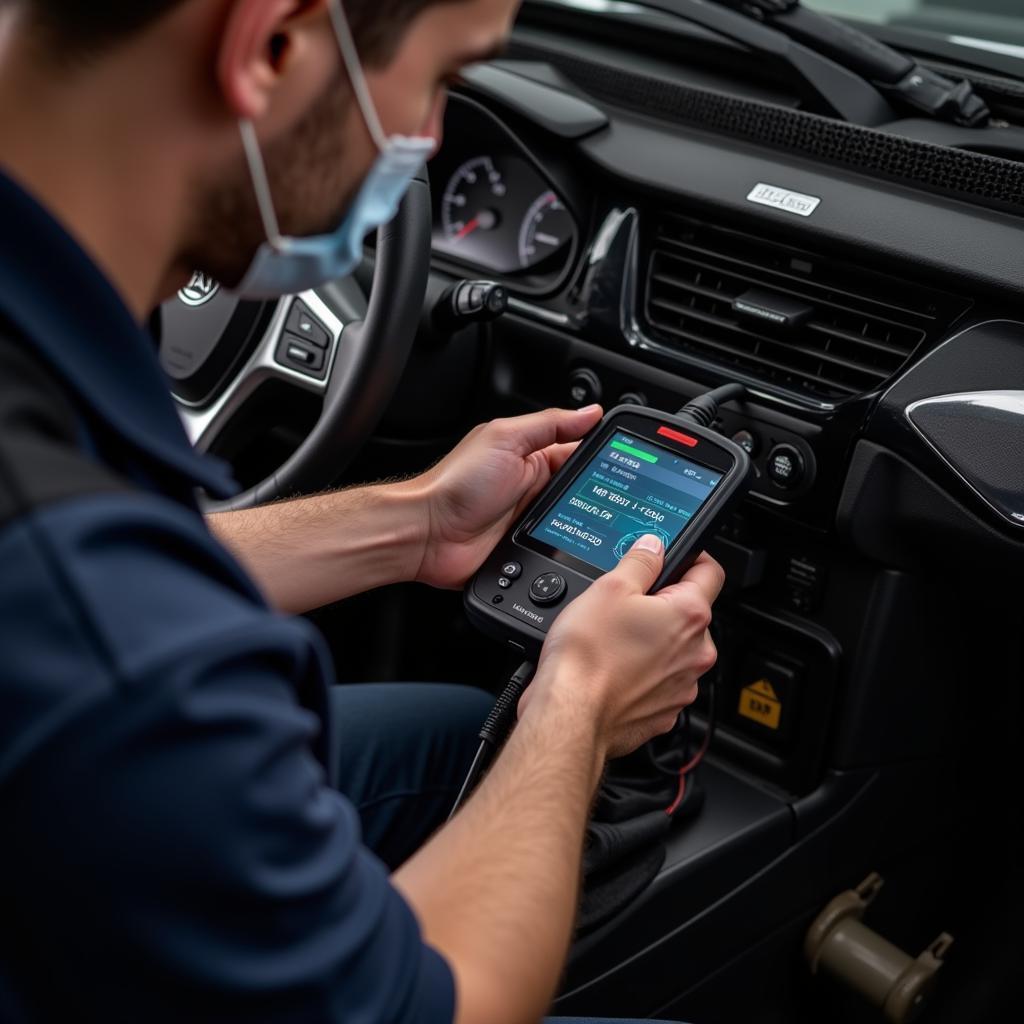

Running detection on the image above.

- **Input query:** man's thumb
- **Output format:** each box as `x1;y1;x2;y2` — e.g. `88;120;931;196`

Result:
611;534;664;593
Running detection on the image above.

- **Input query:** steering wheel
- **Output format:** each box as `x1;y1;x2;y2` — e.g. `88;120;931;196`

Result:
160;166;432;511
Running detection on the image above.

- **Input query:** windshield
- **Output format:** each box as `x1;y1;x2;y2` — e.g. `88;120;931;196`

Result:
805;1;1024;50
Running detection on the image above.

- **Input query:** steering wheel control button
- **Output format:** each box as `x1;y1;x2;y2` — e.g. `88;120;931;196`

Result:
732;429;759;456
287;301;331;349
568;368;602;408
277;334;327;377
286;340;325;371
767;443;805;489
530;572;567;606
497;577;512;590
501;561;523;581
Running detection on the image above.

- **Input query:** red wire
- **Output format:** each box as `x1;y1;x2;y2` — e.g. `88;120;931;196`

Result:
665;719;713;816
666;774;686;816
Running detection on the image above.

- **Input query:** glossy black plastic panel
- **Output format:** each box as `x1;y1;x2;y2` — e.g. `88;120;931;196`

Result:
906;390;1024;528
868;320;1024;535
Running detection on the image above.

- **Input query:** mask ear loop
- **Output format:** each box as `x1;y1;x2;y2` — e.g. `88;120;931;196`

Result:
326;0;390;152
239;119;286;252
238;0;388;257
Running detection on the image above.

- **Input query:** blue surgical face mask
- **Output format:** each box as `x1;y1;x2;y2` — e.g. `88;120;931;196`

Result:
232;0;435;299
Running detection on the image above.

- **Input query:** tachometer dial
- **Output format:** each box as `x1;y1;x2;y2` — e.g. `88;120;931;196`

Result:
441;156;508;246
518;191;575;270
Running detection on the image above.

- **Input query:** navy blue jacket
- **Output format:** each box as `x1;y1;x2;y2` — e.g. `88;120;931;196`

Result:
0;169;454;1022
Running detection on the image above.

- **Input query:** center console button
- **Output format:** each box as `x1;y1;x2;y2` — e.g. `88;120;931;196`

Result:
618;391;648;407
767;443;806;489
732;429;758;456
568;369;602;408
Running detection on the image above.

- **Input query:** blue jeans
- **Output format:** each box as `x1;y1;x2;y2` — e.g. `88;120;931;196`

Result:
329;683;683;1024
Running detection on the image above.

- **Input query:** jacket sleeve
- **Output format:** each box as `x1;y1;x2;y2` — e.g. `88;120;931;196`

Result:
0;491;455;1023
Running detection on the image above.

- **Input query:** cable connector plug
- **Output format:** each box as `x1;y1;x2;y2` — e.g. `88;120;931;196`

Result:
479;659;535;747
678;382;746;426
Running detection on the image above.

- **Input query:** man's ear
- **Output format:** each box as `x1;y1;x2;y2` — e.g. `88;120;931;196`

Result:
216;0;328;121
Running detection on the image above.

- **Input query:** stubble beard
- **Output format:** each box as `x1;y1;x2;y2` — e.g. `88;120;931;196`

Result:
183;72;364;290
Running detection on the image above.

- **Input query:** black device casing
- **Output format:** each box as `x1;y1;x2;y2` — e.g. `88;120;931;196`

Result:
464;405;753;653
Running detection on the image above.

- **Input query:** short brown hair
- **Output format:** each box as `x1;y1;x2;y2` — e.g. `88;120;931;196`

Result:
15;0;452;65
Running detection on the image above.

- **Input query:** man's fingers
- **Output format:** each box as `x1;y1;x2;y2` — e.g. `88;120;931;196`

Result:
494;405;603;456
682;552;727;604
658;552;726;605
542;441;579;474
607;534;665;594
512;444;579;515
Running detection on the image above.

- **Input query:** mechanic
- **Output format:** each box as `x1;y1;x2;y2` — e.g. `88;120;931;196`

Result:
0;1;723;1021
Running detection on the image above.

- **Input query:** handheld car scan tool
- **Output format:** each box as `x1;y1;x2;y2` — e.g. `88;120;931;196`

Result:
465;388;753;653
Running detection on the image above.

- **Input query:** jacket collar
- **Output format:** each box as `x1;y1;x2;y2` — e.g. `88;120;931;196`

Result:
0;167;238;500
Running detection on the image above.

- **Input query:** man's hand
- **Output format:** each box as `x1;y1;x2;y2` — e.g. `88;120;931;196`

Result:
208;406;602;614
413;405;604;590
526;535;724;757
395;536;725;1024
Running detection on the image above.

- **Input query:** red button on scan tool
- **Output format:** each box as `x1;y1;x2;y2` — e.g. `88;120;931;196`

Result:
657;425;699;447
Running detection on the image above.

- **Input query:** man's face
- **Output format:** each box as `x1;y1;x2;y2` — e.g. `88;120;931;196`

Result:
190;0;519;289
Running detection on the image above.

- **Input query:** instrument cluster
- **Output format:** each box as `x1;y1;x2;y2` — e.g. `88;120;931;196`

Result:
429;95;580;291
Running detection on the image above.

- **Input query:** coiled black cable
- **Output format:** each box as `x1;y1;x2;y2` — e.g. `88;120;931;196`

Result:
448;660;536;819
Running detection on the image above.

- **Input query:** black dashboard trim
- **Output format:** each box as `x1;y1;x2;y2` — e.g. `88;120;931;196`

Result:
458;63;609;140
837;438;1024;577
506;41;1024;216
576;111;1024;301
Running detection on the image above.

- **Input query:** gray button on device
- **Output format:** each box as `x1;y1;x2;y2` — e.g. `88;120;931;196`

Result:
530;572;567;606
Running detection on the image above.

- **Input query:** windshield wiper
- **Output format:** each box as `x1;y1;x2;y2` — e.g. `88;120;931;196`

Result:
528;0;990;127
713;0;990;126
552;0;895;126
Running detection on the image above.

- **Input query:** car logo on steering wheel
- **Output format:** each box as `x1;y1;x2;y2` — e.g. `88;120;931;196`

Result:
178;271;220;308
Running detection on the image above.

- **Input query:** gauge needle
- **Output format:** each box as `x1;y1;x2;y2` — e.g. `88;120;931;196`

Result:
454;217;480;241
454;208;498;242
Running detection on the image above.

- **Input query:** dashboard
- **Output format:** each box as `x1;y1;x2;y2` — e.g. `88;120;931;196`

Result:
411;43;1024;794
424;57;1024;578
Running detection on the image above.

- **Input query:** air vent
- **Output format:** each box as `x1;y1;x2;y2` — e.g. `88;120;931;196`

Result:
642;216;969;403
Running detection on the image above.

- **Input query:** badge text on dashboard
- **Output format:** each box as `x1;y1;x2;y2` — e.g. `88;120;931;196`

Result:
746;183;822;218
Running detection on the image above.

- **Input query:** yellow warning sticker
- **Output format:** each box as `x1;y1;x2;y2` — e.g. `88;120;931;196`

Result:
738;679;782;730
